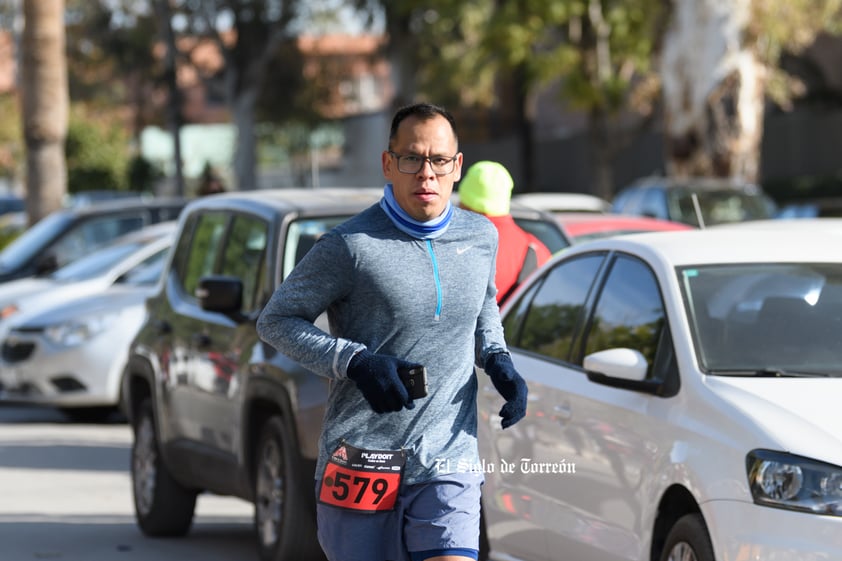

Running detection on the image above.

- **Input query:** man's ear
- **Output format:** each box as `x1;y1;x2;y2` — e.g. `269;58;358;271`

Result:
453;152;464;182
381;150;393;177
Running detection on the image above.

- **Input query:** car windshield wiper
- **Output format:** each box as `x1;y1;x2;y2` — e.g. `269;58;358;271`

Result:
709;368;838;378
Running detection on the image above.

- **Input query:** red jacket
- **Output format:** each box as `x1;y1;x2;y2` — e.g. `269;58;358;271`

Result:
487;214;552;304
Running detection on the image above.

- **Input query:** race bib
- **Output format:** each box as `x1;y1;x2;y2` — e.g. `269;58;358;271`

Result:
318;442;405;512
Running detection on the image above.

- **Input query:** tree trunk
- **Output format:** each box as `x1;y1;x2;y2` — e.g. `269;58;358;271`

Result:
154;0;185;197
588;107;615;201
232;88;259;190
660;0;765;182
21;0;68;224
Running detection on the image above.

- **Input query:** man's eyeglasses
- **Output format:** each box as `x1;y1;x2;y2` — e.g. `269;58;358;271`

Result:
388;151;459;176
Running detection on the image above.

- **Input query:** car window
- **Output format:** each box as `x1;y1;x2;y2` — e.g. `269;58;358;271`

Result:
51;239;148;282
50;214;147;268
512;217;570;253
681;262;842;373
669;188;774;226
612;186;645;215
283;217;351;281
513;254;605;362
0;212;73;270
583;255;665;378
638;187;666;219
179;212;228;299
219;215;269;314
120;247;170;286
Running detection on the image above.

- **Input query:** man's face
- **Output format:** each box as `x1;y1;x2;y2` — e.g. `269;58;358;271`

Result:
382;114;463;222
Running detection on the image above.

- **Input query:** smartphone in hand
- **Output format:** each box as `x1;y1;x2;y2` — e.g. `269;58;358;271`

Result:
398;366;428;399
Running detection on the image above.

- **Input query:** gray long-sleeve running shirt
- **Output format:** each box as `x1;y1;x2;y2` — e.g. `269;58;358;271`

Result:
256;202;509;485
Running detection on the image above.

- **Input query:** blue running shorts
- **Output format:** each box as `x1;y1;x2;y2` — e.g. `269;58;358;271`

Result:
315;471;484;561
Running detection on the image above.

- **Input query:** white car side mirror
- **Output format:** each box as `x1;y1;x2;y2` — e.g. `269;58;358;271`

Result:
583;348;648;382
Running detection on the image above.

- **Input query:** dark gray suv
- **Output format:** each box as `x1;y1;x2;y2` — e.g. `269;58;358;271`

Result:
122;188;383;561
122;187;569;561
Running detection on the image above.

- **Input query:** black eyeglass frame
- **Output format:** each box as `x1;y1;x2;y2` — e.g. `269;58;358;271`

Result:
387;151;460;176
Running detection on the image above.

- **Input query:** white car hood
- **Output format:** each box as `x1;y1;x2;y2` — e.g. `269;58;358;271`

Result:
11;285;154;328
706;376;842;466
0;277;57;308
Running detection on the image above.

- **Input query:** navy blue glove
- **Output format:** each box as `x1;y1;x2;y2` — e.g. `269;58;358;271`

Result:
347;350;421;414
485;353;528;429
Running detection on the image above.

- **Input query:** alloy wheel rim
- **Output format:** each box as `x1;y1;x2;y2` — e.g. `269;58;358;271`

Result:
255;437;285;548
133;415;157;515
666;541;698;561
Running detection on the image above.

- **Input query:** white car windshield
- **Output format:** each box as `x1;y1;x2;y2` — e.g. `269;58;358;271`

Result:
680;263;842;376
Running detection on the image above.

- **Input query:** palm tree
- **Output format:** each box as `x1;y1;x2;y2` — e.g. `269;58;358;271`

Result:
21;0;68;223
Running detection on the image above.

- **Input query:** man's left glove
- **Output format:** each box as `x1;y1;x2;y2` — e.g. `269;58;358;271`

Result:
484;352;528;429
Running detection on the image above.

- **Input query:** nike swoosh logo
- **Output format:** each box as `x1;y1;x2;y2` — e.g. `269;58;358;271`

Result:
456;246;472;255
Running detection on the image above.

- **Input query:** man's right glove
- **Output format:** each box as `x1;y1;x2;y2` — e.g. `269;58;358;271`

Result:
484;352;528;429
347;350;421;414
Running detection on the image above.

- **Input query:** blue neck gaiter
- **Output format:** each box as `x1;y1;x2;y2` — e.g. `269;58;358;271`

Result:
379;184;453;240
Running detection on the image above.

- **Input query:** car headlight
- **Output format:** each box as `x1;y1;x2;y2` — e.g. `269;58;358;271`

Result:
1;304;19;319
747;449;842;516
44;313;118;347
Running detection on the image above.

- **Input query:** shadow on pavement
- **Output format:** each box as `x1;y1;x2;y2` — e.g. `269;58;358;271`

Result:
0;441;130;471
0;516;256;561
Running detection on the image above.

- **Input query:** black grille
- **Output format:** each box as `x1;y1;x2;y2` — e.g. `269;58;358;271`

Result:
1;341;35;363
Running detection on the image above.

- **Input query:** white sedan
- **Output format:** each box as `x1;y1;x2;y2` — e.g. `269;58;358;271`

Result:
477;228;842;561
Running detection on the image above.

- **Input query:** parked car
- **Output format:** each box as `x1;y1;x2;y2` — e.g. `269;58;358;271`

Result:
451;193;572;254
553;211;692;243
0;197;185;283
64;190;152;208
477;228;842;561
0;238;171;422
0;222;175;420
611;175;777;227
513;192;611;213
123;188;389;561
0;221;176;343
775;198;842;219
711;216;842;233
0;194;24;217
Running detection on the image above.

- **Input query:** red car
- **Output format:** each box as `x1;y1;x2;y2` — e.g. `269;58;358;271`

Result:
554;212;693;243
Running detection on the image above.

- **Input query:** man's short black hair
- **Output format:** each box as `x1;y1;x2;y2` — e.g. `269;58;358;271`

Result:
388;103;458;149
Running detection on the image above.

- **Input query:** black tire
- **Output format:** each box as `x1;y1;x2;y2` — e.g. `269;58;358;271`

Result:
131;399;197;536
659;513;715;561
253;415;324;561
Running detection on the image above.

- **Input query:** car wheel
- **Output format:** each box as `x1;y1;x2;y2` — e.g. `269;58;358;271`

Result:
131;398;197;536
659;513;715;561
254;415;323;561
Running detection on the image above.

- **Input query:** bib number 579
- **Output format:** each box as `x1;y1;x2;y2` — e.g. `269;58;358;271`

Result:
319;464;400;511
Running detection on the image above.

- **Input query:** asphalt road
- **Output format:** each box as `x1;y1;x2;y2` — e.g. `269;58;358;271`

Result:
0;404;258;561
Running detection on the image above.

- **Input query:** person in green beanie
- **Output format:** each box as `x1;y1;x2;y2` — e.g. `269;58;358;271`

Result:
458;161;552;304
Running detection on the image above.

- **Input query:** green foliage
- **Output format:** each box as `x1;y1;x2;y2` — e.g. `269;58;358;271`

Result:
65;105;132;193
65;0;160;132
0;94;23;181
750;0;842;109
381;1;667;117
127;155;164;193
0;228;22;252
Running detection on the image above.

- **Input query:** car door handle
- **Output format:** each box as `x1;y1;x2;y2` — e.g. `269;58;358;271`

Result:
192;333;212;349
